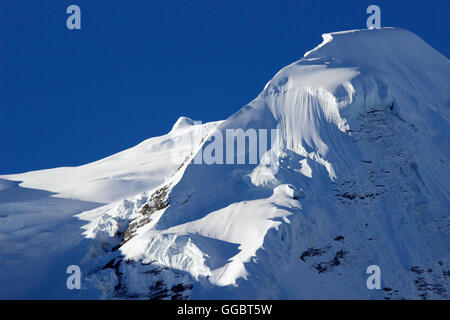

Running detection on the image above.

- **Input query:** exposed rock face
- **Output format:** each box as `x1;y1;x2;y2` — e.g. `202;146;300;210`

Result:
121;185;170;245
82;184;193;300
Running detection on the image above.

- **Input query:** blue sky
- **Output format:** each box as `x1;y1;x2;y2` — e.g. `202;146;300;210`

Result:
1;0;449;174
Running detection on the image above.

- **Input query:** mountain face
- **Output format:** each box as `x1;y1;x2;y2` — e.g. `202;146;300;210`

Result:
1;28;449;299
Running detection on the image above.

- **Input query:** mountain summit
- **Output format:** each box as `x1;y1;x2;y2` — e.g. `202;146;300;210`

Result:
1;28;449;299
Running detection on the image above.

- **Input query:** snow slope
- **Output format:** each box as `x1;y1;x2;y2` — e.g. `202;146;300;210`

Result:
1;27;449;299
0;119;220;298
1;118;219;203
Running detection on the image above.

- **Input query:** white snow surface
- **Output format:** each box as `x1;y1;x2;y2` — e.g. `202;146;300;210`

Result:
1;28;449;299
1;119;219;203
0;119;219;298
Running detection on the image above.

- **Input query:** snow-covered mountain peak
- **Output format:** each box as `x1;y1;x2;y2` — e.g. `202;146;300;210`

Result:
265;28;449;111
74;27;448;299
1;28;449;300
305;27;446;66
255;27;449;182
170;116;197;132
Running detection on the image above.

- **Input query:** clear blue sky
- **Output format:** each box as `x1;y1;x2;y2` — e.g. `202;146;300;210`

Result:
1;0;449;174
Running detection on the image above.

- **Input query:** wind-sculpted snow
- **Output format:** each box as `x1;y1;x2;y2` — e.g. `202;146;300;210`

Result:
1;28;449;299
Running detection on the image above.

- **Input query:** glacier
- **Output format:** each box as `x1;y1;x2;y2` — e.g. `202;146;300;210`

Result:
0;27;449;299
